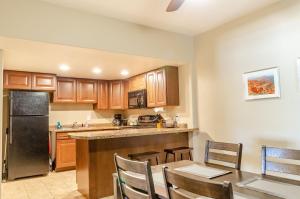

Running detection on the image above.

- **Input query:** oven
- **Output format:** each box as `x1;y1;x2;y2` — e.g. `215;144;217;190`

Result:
128;89;147;109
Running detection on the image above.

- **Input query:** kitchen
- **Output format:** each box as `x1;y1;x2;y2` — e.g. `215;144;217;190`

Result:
0;35;195;198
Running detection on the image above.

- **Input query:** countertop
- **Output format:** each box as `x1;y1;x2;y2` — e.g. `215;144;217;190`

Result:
68;128;198;140
49;125;134;133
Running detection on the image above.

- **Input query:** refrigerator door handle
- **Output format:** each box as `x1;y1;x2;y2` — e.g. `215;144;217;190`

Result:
9;120;13;144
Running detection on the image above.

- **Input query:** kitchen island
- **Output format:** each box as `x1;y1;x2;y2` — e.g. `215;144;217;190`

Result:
69;128;197;199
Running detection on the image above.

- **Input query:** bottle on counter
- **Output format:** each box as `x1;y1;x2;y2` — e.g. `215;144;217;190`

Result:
56;121;62;129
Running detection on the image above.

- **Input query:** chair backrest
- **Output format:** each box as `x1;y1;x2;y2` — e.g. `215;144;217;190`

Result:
261;146;300;176
162;166;234;199
114;153;157;199
205;140;243;170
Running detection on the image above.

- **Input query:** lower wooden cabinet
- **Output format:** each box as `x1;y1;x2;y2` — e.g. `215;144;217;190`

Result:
56;134;76;171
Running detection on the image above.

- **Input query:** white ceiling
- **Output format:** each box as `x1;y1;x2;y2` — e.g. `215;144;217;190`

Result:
39;0;280;35
0;37;178;79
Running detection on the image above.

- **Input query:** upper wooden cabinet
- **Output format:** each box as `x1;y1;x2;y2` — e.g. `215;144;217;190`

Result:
3;70;32;90
77;79;97;103
3;70;57;91
128;74;146;92
146;71;156;107
53;77;77;103
123;80;129;110
94;80;109;109
146;66;179;107
32;73;56;91
109;80;125;109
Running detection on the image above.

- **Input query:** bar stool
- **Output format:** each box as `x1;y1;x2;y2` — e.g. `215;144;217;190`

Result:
164;147;193;163
128;151;160;165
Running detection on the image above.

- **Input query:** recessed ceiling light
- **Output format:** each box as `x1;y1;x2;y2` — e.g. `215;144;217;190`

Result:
59;64;70;71
92;67;102;74
120;69;129;76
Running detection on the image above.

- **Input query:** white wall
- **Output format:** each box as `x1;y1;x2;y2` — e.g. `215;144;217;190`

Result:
0;0;193;63
195;0;300;173
0;0;199;157
0;50;4;193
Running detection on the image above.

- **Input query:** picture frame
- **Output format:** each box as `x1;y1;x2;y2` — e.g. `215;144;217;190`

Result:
243;67;280;100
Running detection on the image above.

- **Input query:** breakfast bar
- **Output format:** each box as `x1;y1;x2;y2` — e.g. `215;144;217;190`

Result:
69;128;197;199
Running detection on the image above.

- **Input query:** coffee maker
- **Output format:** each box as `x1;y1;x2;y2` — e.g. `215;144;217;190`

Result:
112;114;122;126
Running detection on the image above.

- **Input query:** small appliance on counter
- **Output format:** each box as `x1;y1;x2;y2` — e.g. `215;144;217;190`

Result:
137;114;164;128
112;114;128;126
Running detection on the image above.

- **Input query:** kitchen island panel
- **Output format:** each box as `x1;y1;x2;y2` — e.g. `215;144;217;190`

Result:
76;132;189;199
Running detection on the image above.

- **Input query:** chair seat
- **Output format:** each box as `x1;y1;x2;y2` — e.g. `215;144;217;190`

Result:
128;151;161;165
164;146;193;153
128;151;160;158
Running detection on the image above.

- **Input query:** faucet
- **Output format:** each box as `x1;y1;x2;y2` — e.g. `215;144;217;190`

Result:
72;122;79;129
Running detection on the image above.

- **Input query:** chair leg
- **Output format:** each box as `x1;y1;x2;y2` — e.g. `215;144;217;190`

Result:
165;152;168;163
156;155;160;165
189;151;193;161
181;153;183;160
174;153;178;162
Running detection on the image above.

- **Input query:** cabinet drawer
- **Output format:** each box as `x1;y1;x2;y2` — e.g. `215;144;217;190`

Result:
56;132;71;140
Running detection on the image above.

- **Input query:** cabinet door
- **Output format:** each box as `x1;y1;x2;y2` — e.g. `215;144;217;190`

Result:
109;80;124;109
146;72;156;107
32;73;56;91
95;80;109;109
3;70;32;90
53;77;76;103
56;139;76;170
155;69;167;106
77;79;97;103
128;74;146;92
123;80;129;110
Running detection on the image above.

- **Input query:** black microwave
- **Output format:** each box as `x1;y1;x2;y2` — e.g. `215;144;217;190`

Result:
128;89;147;109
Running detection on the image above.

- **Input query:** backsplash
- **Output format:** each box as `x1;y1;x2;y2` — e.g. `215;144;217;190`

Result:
49;103;191;127
49;103;122;126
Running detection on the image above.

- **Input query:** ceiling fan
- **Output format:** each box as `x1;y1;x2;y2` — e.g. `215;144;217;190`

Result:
166;0;185;12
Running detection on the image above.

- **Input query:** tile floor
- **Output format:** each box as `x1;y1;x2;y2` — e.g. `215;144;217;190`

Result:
1;170;114;199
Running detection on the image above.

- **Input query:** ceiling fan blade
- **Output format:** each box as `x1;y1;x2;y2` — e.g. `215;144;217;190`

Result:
166;0;185;12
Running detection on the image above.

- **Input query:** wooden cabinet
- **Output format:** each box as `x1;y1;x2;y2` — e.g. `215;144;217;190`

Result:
146;71;156;107
128;74;146;92
155;69;167;106
56;133;76;171
109;80;126;109
32;73;56;91
94;80;109;109
146;66;179;107
53;77;77;103
3;70;32;90
123;80;129;109
77;79;97;103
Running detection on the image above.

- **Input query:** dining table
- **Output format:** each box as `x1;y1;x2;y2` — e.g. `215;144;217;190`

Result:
113;160;300;199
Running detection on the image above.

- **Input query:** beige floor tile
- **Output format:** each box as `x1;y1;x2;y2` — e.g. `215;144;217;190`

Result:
1;170;114;199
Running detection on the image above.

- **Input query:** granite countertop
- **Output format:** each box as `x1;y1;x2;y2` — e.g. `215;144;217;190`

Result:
49;125;134;133
68;128;198;140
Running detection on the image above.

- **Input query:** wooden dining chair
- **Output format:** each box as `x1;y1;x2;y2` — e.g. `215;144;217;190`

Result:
261;145;300;176
114;153;158;199
162;166;234;199
205;140;243;170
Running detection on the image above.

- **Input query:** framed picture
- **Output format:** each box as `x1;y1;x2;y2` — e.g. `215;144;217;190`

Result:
243;67;280;100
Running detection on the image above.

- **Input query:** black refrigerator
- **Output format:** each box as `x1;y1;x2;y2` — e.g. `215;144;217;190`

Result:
3;91;49;180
